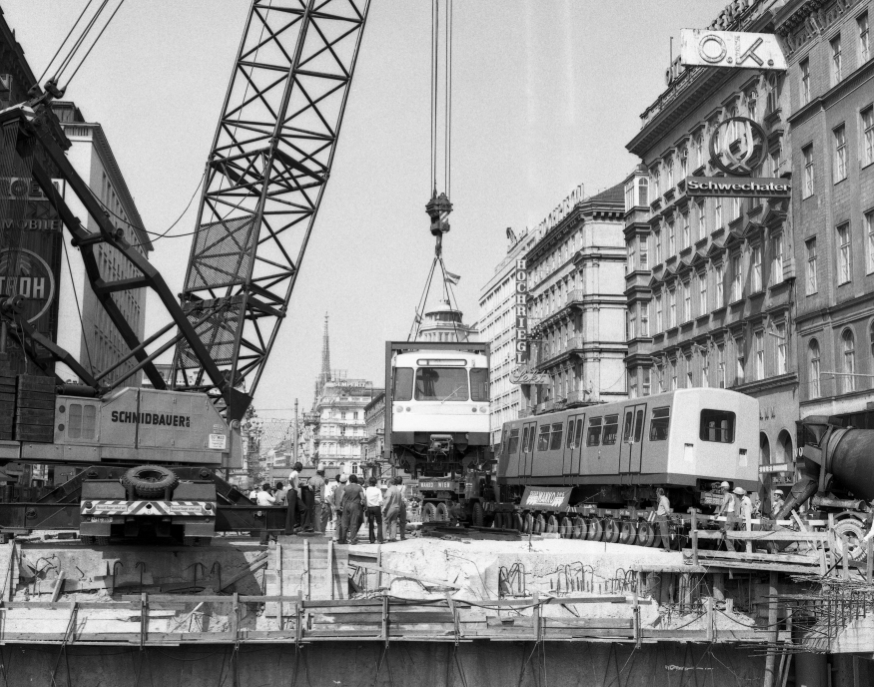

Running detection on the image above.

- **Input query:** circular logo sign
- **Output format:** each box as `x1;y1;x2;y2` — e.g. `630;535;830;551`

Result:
0;249;56;323
708;116;768;176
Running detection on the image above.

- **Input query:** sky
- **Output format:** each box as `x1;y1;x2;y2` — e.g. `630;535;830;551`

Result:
2;0;729;421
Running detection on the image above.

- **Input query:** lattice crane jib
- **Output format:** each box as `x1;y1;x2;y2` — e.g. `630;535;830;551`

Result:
172;0;371;407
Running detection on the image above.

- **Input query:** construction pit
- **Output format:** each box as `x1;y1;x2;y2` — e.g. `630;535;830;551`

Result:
0;528;851;686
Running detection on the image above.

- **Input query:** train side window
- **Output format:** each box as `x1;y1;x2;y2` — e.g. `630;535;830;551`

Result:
650;407;670;441
549;422;564;450
603;415;619;444
622;410;634;443
393;367;413;402
587;417;602;446
524;425;536;452
470;368;489;401
633;409;645;442
700;409;735;443
506;428;520;455
537;424;551;451
574;418;584;448
566;420;575;449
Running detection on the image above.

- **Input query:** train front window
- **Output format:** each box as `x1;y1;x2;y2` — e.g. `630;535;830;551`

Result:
650;407;670;441
603;415;619;444
393;367;413;402
587;417;602;446
700;409;735;443
470;368;489;401
506;428;520;455
537;424;551;451
549;423;564;450
414;367;469;401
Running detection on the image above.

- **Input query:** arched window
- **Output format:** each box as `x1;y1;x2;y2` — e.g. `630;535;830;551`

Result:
638;177;648;206
808;339;821;398
760;432;771;468
777;430;794;474
842;329;856;393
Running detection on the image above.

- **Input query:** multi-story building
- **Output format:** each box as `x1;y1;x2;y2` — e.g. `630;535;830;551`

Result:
363;390;385;465
625;0;797;491
775;0;874;431
417;298;477;342
478;228;537;443
524;184;628;414
313;375;375;475
51;101;152;387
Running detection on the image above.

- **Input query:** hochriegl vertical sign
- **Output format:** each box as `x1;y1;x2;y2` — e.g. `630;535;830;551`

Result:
515;258;528;364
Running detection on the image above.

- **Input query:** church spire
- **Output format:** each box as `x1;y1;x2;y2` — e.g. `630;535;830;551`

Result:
320;312;331;387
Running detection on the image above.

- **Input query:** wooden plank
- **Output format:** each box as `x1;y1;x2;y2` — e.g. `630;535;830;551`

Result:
487;617;632;629
50;571;66;603
312;612;456;624
681;548;818;565
694;530;828;541
351;562;462;589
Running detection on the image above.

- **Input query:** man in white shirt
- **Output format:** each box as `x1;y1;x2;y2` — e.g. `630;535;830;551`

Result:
655;487;671;551
255;483;276;506
364;477;384;544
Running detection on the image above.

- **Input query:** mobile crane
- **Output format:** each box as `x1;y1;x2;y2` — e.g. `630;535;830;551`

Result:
0;0;371;543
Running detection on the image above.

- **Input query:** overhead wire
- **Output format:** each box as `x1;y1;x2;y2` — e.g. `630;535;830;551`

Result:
62;0;128;90
38;0;96;84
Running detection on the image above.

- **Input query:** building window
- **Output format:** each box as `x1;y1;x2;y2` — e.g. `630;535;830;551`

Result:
834;125;847;182
655;294;663;332
682;281;690;322
735;338;745;385
716;262;725;306
867;211;874;274
702;349;710;388
842;328;856;393
694;134;703;168
751;245;762;292
639;235;648;269
863;107;874;166
747;90;758;121
685;353;693;388
655;229;662;263
698;271;707;315
695;201;705;241
627;309;635;340
731;197;741;221
679;147;688;177
776;323;787;375
656;363;665;392
638;177;648;205
714;198;723;229
801;58;811;105
651;167;660;196
803;145;814;198
731;253;742;302
669;288;677;328
717;343;725;389
770;233;784;285
641;301;649;336
642;368;651;396
666;158;674;189
806;238;818;294
861;12;870;63
682;212;690;248
624;180;634;211
754;329;765;380
809;339;821;398
837;222;851;284
668;221;675;256
627;242;634;273
832;35;842;85
670;358;677;391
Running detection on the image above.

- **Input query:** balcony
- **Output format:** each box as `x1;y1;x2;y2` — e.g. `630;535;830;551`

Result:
534;336;585;368
531;290;586;331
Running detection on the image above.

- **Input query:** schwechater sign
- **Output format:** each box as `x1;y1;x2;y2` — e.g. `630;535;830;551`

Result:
684;176;790;199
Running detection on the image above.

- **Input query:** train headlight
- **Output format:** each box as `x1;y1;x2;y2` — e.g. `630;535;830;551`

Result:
395;405;403;413
480;406;489;414
406;407;411;412
471;407;477;412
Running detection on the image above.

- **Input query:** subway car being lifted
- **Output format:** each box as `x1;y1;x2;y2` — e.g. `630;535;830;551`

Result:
491;388;759;545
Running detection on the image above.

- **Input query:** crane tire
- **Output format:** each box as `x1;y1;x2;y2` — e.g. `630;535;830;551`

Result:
619;520;638;545
534;514;546;534
572;517;586;539
558;516;572;538
471;501;485;527
436;503;450;522
514;513;524;532
422;503;437;522
589;519;604;542
122;465;178;499
636;521;658;547
603;518;621;544
584;518;598;541
546;515;559;533
523;512;533;534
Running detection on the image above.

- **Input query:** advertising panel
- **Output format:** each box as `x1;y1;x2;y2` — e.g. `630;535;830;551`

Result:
679;29;787;70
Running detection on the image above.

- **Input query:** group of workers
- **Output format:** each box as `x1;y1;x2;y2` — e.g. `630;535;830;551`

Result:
249;464;409;544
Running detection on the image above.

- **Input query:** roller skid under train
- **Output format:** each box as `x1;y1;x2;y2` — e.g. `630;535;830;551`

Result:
491;388;759;547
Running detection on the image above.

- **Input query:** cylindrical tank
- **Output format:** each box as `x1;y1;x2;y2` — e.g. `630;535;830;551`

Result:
827;428;874;501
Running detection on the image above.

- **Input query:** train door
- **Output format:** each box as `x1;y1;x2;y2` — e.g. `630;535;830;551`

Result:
520;420;538;477
564;413;585;475
620;404;647;474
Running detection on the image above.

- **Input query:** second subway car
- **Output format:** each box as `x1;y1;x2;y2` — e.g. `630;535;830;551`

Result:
495;388;759;541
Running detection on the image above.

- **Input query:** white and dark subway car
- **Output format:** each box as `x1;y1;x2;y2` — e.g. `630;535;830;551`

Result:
494;388;759;543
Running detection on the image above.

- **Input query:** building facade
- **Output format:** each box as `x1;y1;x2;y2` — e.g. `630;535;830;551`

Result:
524;184;628;414
363;390;385;465
775;0;874;430
313;375;375;475
51;101;152;387
625;0;798;493
478;228;537;443
417;298;477;343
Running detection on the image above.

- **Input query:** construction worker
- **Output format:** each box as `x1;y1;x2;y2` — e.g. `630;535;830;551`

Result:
332;474;347;541
308;468;327;533
324;474;340;532
364;477;384;544
655;487;672;551
396;477;408;541
339;474;365;545
716;481;734;517
284;462;308;535
255;482;276;506
383;477;404;542
771;489;785;517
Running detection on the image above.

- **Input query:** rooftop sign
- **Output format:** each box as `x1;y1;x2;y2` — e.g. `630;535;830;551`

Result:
679;29;787;71
685;176;791;199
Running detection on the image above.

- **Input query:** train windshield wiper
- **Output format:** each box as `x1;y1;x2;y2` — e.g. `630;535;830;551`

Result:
440;386;464;403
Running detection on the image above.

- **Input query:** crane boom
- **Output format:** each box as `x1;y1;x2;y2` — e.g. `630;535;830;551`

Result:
171;0;371;409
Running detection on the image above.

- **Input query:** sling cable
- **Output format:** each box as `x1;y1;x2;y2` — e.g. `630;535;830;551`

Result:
408;0;465;343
